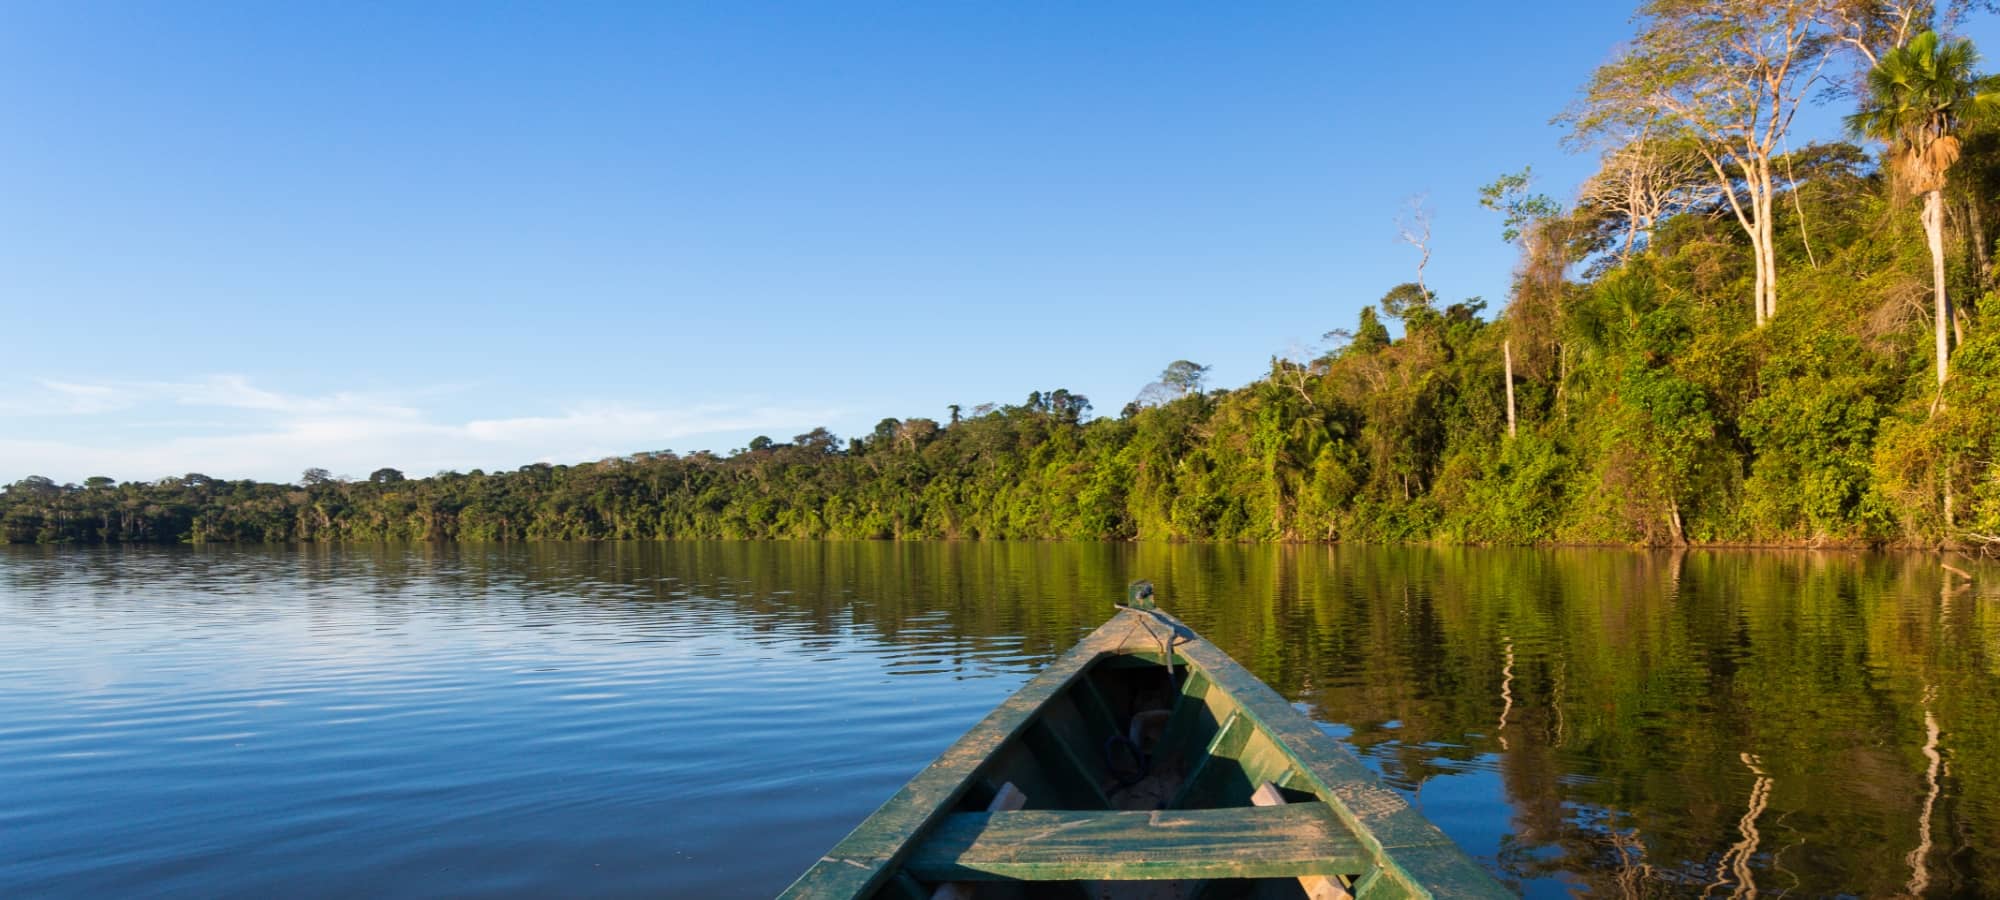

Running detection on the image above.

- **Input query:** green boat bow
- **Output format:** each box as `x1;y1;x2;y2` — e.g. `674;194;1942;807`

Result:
782;603;1510;899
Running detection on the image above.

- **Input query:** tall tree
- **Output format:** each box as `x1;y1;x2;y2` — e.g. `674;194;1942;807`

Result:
1159;360;1211;397
1377;283;1437;321
1568;0;1837;326
1479;168;1565;441
1847;29;2000;388
1822;1;1997;68
1574;133;1718;261
1824;0;1933;67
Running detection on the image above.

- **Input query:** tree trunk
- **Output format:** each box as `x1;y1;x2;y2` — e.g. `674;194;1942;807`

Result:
1927;190;1951;390
1747;182;1778;326
1965;193;1991;287
1711;153;1777;327
1504;339;1517;440
1926;190;1956;536
1787;148;1817;270
1760;175;1780;321
1556;343;1568;420
1752;228;1768;327
1751;171;1765;324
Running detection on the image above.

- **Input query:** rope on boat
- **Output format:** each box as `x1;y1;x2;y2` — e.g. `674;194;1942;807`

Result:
1120;580;1181;694
1113;581;1187;786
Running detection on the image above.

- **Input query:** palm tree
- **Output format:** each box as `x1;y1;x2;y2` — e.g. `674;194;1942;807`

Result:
1848;30;2000;390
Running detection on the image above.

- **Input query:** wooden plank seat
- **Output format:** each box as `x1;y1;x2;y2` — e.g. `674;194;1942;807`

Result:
904;803;1372;883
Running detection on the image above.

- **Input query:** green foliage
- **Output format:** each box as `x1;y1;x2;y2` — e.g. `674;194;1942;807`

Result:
1846;30;2000;196
1740;329;1889;540
1159;360;1209;395
1377;282;1435;321
12;117;2000;549
1436;434;1571;544
1478;167;1562;244
1874;290;2000;540
1349;307;1391;355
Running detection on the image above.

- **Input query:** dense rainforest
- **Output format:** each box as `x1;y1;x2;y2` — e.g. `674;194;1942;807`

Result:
10;1;2000;550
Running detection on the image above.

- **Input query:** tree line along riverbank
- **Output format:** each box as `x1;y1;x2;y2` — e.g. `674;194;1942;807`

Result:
11;3;2000;549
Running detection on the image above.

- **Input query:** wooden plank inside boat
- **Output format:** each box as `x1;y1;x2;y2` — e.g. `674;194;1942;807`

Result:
906;805;1370;882
1254;782;1355;900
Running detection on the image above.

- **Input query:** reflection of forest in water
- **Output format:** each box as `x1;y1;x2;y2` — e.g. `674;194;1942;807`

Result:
13;542;1991;895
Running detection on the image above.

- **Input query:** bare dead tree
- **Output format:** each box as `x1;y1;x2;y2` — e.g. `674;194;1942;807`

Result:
1396;195;1434;298
1576;133;1718;261
1271;349;1322;411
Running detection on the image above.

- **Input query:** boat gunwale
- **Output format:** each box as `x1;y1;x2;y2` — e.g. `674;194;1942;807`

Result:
1164;616;1508;897
779;608;1509;898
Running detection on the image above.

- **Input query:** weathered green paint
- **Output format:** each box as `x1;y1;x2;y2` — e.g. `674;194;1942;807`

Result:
1151;667;1214;766
779;616;1149;898
779;608;1509;899
1020;720;1113;809
1164;618;1506;898
906;805;1370;882
1168;709;1249;809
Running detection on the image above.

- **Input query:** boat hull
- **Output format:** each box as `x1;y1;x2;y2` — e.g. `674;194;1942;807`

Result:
782;607;1509;899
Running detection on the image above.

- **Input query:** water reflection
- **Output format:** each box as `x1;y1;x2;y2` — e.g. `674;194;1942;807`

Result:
1;543;1996;897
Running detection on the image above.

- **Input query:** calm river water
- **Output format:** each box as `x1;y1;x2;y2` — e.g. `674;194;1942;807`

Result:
2;543;1997;897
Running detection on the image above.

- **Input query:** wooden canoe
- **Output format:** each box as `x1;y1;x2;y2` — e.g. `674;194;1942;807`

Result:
781;604;1511;899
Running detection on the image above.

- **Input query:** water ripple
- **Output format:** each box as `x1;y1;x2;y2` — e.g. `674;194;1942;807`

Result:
2;543;1995;898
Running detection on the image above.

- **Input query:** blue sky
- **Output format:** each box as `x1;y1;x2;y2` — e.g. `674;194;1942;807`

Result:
1;2;1975;482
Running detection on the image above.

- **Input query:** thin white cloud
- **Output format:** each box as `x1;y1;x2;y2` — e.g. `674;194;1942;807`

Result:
166;374;308;413
13;380;132;415
0;375;831;483
462;406;777;442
